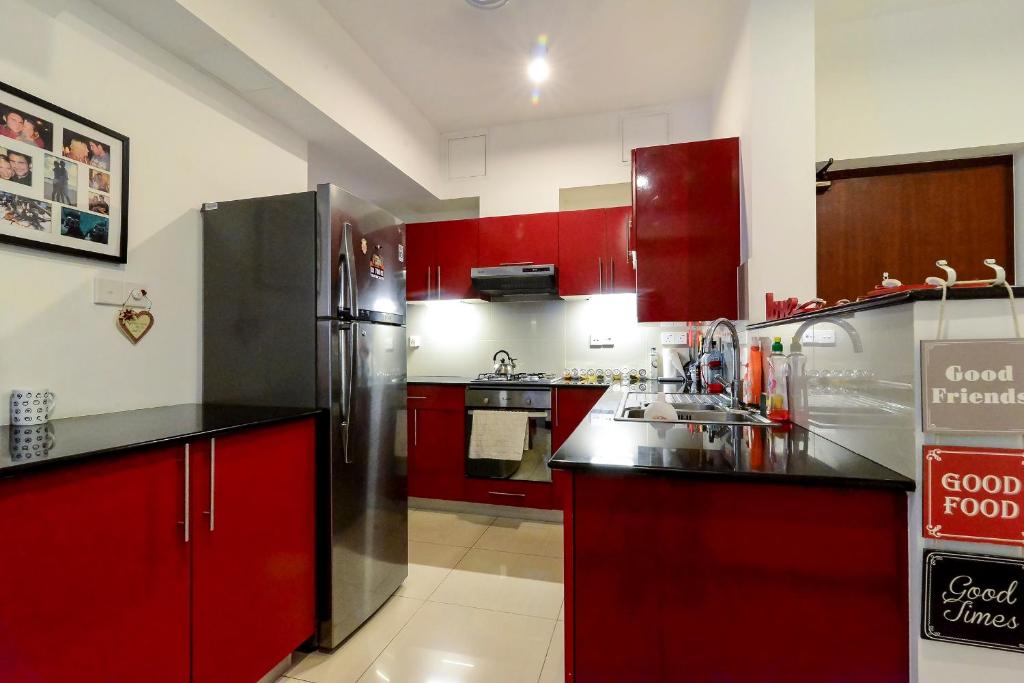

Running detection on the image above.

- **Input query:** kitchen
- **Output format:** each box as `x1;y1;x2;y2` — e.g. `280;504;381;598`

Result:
2;1;1024;682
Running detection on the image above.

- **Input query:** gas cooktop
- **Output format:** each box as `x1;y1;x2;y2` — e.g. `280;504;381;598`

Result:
471;372;557;385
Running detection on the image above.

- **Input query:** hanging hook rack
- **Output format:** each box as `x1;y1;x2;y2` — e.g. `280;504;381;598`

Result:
121;288;152;310
926;259;1006;289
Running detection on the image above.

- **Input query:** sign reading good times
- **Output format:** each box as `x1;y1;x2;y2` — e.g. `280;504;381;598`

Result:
922;339;1024;433
922;551;1024;654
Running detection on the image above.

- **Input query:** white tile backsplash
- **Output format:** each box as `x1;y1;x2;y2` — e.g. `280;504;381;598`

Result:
407;295;684;377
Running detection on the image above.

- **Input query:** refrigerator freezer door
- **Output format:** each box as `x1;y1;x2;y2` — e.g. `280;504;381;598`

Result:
317;184;406;324
317;320;408;649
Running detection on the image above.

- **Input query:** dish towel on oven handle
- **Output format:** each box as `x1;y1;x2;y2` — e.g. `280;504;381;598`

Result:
468;410;530;461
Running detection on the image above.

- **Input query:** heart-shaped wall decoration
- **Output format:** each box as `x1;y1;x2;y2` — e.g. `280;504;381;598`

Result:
118;310;155;344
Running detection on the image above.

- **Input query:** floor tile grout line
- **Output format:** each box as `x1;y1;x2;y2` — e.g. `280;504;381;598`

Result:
352;596;430;683
462;544;566;562
424;594;562;621
423;542;472;603
537;618;561;683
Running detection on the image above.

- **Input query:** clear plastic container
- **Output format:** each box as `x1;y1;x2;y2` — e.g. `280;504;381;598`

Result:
767;337;790;422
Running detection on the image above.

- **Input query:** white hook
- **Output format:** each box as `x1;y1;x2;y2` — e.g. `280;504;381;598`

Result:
984;259;1006;286
926;260;957;287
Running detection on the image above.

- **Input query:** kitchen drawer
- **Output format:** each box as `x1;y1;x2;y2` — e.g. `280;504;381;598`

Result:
407;384;465;410
463;478;557;510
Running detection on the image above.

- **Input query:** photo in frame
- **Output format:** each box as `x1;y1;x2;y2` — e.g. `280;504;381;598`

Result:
0;81;128;263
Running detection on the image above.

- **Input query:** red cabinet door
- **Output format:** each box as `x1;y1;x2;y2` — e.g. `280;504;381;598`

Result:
558;209;607;296
0;448;190;683
434;218;479;299
605;206;635;294
478;212;559;268
408;386;466;501
191;419;316;683
406;222;436;301
552;386;606;453
634;138;740;322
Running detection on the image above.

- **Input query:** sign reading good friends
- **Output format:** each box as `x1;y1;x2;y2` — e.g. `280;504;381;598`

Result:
922;339;1024;433
922;550;1024;653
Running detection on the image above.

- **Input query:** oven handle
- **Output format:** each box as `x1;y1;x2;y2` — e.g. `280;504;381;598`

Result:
466;409;550;418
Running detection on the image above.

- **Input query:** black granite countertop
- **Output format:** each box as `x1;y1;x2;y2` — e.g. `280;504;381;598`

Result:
749;285;1024;330
549;385;915;491
1;404;322;478
408;375;475;385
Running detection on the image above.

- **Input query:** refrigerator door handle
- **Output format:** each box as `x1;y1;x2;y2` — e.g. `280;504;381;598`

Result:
336;222;355;315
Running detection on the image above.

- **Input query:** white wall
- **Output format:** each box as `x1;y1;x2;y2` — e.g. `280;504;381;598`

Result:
816;0;1024;161
408;295;684;378
440;100;712;218
712;0;817;320
176;0;444;197
0;0;307;425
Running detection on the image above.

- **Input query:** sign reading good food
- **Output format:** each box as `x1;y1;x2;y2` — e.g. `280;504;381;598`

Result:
921;339;1024;433
922;550;1024;653
923;446;1024;547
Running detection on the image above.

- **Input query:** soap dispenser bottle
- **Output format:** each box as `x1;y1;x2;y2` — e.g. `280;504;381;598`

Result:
767;337;790;422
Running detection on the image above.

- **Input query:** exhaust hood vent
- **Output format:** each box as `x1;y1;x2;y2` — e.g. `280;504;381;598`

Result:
471;264;560;302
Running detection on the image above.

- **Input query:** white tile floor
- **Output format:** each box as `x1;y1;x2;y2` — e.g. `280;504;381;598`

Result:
279;509;565;683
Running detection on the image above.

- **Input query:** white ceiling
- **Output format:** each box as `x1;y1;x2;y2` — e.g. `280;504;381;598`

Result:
320;0;748;132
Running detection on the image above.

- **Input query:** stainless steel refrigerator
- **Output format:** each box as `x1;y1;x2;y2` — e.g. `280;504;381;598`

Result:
201;184;408;651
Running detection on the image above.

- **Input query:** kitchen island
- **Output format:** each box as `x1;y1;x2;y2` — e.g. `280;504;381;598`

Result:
550;385;914;683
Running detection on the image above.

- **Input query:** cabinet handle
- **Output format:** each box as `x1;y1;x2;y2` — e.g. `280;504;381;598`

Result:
626;216;632;260
598;257;603;293
553;388;558;427
610;259;615;291
408;396;427;399
414;408;418;447
203;438;216;532
179;444;190;543
500;261;534;266
426;267;431;299
436;266;441;300
488;491;527;498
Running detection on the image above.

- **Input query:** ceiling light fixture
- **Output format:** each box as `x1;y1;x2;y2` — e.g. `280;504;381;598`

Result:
465;0;509;9
527;57;550;84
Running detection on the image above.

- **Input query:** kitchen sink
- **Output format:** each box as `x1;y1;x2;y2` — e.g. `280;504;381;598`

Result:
614;392;779;427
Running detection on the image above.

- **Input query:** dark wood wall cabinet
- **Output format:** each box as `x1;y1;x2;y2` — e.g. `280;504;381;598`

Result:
0;418;316;683
633;138;741;323
816;156;1015;303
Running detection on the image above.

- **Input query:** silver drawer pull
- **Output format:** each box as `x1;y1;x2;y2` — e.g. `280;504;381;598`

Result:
488;491;527;498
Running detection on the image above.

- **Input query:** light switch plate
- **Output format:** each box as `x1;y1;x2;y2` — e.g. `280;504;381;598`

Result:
93;277;122;305
409;335;421;349
590;335;615;348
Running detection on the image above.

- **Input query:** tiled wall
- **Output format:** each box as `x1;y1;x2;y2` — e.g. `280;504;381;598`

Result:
407;294;687;377
749;305;917;477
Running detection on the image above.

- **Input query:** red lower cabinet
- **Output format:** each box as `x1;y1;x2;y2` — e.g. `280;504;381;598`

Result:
566;471;909;682
0;448;190;683
0;417;316;683
191;420;316;683
553;386;606;453
408;386;466;501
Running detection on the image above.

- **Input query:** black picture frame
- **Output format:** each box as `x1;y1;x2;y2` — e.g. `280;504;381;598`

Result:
0;80;129;264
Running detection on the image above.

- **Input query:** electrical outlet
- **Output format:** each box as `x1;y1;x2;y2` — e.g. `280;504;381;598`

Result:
589;335;614;348
409;335;421;349
800;328;836;346
93;277;122;305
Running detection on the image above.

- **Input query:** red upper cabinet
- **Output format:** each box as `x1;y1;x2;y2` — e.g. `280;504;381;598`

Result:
434;219;479;299
633;138;740;322
557;207;636;296
606;206;635;294
406;219;479;301
558;209;606;296
406;222;435;302
478;212;558;268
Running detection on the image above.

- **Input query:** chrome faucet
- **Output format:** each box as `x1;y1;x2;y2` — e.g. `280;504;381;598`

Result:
704;318;742;409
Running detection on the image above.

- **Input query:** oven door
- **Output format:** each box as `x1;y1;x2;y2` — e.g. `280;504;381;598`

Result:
464;388;552;482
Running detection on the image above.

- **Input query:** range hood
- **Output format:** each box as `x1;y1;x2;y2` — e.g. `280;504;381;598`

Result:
471;264;560;301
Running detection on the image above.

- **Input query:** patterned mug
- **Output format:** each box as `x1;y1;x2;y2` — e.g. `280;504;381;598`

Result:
9;389;56;426
8;423;55;461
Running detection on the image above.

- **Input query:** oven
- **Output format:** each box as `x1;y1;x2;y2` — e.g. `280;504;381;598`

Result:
464;386;552;482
